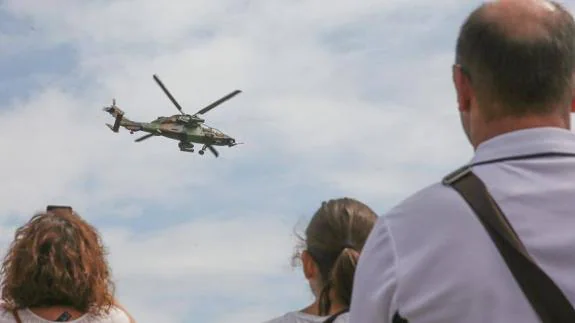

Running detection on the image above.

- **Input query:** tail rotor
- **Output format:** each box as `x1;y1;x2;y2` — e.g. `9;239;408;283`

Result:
103;98;124;133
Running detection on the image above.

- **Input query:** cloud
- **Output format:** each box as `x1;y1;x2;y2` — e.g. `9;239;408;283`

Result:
0;0;484;322
101;213;305;323
103;213;296;278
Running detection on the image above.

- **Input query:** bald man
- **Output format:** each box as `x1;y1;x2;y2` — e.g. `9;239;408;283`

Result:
349;1;575;323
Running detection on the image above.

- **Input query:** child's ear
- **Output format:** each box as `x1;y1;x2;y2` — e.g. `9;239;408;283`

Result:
301;251;317;280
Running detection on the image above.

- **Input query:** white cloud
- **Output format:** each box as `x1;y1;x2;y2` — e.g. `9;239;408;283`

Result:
0;0;482;322
103;213;296;278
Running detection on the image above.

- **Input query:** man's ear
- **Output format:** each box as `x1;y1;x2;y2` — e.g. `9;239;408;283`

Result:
453;64;472;113
301;251;317;280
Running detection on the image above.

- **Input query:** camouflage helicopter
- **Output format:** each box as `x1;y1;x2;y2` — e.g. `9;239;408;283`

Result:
103;74;242;158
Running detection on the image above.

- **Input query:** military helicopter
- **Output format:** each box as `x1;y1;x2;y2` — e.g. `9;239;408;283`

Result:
103;74;242;158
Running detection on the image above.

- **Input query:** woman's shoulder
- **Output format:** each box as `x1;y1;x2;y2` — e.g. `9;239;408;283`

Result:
0;306;131;323
329;312;349;323
83;306;132;323
263;311;332;323
0;304;18;323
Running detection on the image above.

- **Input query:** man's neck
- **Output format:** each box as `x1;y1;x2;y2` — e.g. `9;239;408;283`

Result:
472;113;570;149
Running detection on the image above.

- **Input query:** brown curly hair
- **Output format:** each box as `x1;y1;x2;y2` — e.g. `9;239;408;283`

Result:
0;208;115;316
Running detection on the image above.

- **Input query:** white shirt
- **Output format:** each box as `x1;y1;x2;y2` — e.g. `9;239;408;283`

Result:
349;127;575;323
0;307;131;323
264;311;348;323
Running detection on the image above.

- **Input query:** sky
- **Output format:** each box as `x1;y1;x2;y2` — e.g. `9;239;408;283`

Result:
3;1;573;323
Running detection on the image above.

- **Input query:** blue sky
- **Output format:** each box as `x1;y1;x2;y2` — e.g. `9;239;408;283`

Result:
3;0;568;322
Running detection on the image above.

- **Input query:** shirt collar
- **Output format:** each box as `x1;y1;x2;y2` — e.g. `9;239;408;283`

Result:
470;127;575;164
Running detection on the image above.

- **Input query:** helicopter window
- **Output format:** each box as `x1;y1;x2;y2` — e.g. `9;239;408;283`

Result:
210;128;224;135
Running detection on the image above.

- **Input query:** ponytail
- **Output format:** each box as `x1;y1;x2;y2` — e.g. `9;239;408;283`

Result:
314;246;361;316
330;247;360;307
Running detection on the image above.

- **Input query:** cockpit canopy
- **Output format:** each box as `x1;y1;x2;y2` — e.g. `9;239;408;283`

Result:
177;115;205;123
203;125;227;137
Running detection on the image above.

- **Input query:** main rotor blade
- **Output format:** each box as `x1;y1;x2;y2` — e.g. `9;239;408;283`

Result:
135;133;155;142
153;74;185;115
207;145;219;158
195;90;242;116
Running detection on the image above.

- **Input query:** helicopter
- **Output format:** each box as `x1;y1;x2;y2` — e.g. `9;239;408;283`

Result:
103;74;242;158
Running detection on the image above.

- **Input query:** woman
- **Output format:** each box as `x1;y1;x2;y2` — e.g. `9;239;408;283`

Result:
265;197;378;323
0;207;135;323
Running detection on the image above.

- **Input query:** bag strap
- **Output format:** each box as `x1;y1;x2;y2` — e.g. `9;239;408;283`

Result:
322;309;348;323
11;310;22;323
444;167;575;322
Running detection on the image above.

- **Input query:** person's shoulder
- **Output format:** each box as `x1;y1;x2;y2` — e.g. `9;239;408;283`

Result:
84;306;131;323
107;307;131;322
0;303;16;323
385;179;465;221
262;311;325;323
262;312;290;323
372;176;477;246
332;312;349;323
368;172;487;262
0;310;14;323
262;311;296;323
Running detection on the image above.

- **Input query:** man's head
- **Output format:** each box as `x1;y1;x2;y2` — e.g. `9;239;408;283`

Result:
453;0;575;147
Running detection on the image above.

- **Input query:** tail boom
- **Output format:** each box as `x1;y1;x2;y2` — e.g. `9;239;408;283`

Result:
103;103;141;133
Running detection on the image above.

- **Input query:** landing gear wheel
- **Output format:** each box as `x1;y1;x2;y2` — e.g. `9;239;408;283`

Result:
199;150;205;155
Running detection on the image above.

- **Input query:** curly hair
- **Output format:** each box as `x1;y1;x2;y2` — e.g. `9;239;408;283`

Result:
0;209;115;316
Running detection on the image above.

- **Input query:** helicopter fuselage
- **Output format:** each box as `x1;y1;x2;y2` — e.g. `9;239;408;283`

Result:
134;117;237;147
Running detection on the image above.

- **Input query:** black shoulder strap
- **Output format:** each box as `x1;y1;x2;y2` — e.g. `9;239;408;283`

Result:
392;312;408;323
444;166;575;323
323;309;348;323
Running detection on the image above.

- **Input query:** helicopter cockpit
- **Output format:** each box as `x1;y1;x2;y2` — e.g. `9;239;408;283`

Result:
203;125;228;138
176;114;205;124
